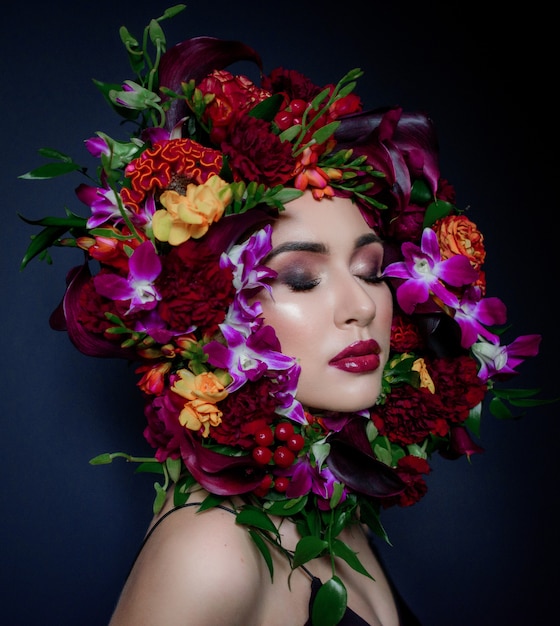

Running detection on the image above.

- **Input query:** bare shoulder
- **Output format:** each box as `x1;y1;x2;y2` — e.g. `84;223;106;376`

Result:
109;501;267;626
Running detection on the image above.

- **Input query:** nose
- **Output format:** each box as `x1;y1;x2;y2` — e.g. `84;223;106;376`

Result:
333;274;377;328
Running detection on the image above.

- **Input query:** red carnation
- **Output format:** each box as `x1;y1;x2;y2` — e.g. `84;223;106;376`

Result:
429;355;487;425
371;384;448;446
222;114;296;186
211;378;279;448
156;239;235;337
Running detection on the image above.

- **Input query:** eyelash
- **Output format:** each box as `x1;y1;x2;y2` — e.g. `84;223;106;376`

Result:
284;273;385;292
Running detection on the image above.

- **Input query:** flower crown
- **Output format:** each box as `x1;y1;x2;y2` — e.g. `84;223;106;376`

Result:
20;5;546;624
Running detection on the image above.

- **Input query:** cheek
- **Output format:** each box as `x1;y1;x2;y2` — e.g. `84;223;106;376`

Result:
258;295;323;355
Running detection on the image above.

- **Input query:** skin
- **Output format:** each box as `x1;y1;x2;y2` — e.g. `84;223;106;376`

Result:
257;191;393;413
109;192;399;626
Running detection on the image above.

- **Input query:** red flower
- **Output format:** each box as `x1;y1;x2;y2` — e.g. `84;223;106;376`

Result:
211;378;279;448
222;114;296;186
143;385;187;462
429;355;487;425
262;67;323;102
121;139;223;212
371;384;448;446
77;270;140;338
198;69;270;143
156;238;235;337
390;312;424;352
381;455;431;508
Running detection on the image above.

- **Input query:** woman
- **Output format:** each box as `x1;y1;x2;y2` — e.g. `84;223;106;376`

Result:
20;5;543;625
109;192;403;625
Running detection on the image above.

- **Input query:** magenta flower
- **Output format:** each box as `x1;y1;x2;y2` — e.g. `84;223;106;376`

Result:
383;227;479;314
454;285;507;349
94;240;162;314
76;183;122;228
471;334;541;382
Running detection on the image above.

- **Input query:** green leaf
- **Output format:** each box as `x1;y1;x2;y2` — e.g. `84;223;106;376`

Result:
311;576;347;626
165;457;182;483
331;539;373;579
236;506;279;534
292;535;328;568
423;199;454;227
20;225;71;269
153;482;167;514
19;161;82;180
265;497;307;516
18;213;87;228
136;461;165;475
37;147;74;161
248;529;274;580
249;93;284;122
311;120;340;145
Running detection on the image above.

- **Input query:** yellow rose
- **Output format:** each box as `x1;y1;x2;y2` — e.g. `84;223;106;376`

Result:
179;398;223;437
152;175;233;245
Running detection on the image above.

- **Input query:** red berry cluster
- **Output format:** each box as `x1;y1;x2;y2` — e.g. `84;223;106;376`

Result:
251;421;305;496
273;99;308;131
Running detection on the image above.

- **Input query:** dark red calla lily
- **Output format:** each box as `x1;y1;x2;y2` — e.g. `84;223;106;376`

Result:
335;107;440;216
327;417;406;498
180;430;265;495
50;263;137;359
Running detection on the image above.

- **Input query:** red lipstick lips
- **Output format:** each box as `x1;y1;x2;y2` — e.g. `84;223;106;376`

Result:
329;339;381;373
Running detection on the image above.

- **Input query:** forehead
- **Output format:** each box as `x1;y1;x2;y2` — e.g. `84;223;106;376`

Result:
273;192;374;245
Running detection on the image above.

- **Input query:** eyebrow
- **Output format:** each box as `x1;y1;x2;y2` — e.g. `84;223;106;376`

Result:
266;232;382;261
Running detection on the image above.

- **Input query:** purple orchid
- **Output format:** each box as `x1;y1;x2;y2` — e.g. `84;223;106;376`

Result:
453;285;507;349
220;225;276;327
94;240;162;314
84;135;111;158
383;227;479;314
471;334;541;382
76;183;123;228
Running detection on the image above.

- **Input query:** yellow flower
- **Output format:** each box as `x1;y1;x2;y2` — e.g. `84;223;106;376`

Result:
172;370;228;437
172;369;228;402
179;398;223;437
412;358;435;393
152;174;233;245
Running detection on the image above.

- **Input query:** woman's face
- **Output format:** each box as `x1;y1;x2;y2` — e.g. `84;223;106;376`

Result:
257;191;393;413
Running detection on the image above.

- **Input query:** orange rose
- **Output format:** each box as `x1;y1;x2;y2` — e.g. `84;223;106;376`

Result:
434;214;486;291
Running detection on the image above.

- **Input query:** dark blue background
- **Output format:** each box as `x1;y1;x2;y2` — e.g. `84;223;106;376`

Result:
3;1;558;624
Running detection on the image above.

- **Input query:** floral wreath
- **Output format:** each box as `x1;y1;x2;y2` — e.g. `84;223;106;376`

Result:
20;5;546;625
